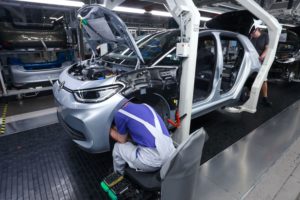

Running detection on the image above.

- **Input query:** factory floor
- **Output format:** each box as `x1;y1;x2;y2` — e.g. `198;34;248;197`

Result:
0;81;300;199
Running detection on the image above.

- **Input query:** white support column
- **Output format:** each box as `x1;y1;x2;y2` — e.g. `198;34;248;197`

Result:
236;0;282;113
165;0;200;144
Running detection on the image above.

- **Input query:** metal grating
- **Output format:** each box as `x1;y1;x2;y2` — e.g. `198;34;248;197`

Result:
0;124;113;200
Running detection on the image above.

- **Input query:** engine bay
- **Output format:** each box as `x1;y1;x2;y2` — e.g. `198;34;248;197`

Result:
67;59;134;81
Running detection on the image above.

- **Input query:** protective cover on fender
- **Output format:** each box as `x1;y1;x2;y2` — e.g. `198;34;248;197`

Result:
206;10;258;36
77;5;144;63
160;128;206;200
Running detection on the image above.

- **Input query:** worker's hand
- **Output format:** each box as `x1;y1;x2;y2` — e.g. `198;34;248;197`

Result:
110;128;128;143
110;128;118;140
259;56;264;63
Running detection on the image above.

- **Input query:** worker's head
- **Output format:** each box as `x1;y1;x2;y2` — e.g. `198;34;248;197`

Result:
249;19;263;38
250;28;261;38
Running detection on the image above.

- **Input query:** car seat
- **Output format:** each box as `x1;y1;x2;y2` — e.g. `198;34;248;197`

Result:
124;128;206;200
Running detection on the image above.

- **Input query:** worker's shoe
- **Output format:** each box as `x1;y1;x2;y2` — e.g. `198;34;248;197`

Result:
261;97;272;107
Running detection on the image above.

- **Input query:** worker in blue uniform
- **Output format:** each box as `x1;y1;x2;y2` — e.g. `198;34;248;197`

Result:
110;101;175;175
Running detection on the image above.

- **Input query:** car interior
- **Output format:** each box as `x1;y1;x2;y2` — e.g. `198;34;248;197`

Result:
193;35;216;102
220;36;244;94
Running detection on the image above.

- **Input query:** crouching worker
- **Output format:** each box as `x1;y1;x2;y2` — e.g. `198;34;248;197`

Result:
110;101;175;175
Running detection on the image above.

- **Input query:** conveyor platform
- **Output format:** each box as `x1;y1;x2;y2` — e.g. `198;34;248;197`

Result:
197;99;300;199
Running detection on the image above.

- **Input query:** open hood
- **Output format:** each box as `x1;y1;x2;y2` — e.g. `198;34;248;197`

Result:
206;10;257;37
77;5;144;63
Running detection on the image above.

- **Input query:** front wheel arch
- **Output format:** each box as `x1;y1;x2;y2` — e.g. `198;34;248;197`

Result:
240;72;257;103
130;93;172;126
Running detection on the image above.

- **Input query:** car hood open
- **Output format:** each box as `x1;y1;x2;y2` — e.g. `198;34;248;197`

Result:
77;5;144;63
206;10;257;36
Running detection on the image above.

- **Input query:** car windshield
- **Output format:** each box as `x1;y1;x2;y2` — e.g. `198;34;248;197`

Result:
101;30;179;66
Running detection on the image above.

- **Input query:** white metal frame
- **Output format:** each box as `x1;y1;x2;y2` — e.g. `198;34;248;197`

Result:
227;0;282;114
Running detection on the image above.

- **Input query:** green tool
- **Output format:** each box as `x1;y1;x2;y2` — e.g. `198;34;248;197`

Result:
82;18;88;25
100;181;110;192
108;190;118;200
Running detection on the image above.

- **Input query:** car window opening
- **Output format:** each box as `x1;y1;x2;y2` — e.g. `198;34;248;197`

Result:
193;35;217;102
220;36;245;94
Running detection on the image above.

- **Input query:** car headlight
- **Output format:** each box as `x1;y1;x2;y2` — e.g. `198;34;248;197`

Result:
73;84;123;103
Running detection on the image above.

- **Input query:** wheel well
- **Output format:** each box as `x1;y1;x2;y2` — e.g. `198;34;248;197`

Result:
131;93;171;126
239;72;257;103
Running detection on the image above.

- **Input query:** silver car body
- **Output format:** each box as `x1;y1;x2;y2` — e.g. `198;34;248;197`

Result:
53;5;260;153
10;61;73;87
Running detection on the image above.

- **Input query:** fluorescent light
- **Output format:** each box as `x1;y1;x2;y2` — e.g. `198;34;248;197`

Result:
215;3;243;10
102;4;212;21
16;0;84;7
258;25;267;29
198;8;223;15
150;10;172;17
49;16;63;21
200;16;212;22
282;24;296;27
113;6;145;14
150;10;211;21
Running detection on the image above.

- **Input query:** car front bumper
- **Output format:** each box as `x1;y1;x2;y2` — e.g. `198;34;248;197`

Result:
53;81;126;153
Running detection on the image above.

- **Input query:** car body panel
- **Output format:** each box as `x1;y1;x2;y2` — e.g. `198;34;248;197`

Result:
53;81;127;153
191;31;260;118
10;61;72;87
7;50;75;87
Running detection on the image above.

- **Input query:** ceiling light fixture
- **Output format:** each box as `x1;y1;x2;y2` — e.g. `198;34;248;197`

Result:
99;4;213;21
150;10;212;21
15;0;84;7
282;23;296;27
150;10;172;17
198;8;223;15
112;6;145;14
199;16;212;22
49;16;64;21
